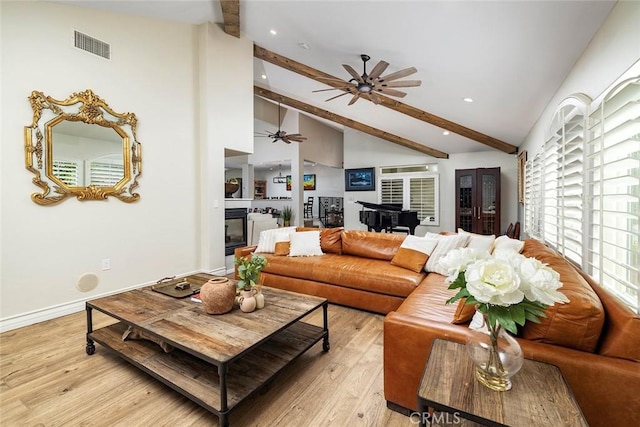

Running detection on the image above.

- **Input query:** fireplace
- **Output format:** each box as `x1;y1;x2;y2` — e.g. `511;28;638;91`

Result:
225;208;248;256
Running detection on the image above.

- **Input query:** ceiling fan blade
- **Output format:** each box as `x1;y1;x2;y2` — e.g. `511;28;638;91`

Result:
380;80;422;88
369;92;383;105
287;137;307;142
343;64;365;83
378;67;417;83
325;92;351;102
317;76;351;84
348;93;361;105
312;86;353;93
375;87;407;98
367;60;389;82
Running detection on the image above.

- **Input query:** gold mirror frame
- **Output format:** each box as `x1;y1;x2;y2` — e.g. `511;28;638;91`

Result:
24;89;142;205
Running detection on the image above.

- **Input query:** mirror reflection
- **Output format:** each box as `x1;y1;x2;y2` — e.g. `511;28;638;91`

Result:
50;121;125;187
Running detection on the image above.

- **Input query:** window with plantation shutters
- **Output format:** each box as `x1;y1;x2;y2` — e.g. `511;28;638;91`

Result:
541;97;589;265
525;152;543;240
410;177;437;223
379;165;439;226
586;76;639;312
557;101;587;265
380;179;403;205
52;160;79;186
524;72;639;313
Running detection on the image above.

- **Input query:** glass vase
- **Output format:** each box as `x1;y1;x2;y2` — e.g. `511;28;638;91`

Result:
465;313;524;391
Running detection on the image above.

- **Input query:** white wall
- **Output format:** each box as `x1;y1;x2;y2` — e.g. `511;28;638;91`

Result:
200;23;254;269
0;2;252;330
344;128;518;235
299;115;343;169
518;1;640;229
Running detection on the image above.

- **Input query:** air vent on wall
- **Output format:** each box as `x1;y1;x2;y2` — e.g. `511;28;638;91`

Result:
74;30;110;60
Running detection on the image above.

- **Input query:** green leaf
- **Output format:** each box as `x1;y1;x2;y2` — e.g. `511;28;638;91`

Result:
447;273;466;290
510;304;526;326
524;312;542;323
486;306;518;335
445;288;469;305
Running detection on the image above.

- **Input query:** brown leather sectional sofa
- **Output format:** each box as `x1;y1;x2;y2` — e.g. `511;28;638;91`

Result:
235;228;640;427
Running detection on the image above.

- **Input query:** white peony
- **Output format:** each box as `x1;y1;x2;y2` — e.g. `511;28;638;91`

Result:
517;257;569;306
439;247;487;282
491;248;527;264
465;257;525;306
444;243;569;334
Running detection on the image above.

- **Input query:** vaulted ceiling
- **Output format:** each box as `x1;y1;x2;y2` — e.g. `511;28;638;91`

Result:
54;0;616;157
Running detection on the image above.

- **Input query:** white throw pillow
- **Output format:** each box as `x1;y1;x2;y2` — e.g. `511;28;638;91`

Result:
424;234;469;275
492;235;524;254
458;228;496;253
255;226;296;253
289;230;324;257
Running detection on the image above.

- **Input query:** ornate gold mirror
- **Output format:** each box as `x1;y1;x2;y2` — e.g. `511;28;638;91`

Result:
24;89;142;205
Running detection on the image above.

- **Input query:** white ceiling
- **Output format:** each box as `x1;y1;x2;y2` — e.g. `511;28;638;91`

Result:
54;0;616;156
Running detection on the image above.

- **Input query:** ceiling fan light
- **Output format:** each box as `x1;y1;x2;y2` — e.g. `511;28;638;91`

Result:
357;84;372;93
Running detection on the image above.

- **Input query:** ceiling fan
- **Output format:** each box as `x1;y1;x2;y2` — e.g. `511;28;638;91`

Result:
314;54;421;105
255;103;307;144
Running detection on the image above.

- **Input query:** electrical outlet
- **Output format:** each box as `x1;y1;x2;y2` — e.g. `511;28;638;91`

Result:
101;259;111;271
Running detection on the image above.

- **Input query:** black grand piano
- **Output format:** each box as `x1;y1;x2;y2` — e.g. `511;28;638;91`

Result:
356;201;420;235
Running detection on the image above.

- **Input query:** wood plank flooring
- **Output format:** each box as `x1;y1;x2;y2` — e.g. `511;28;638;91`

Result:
0;304;415;426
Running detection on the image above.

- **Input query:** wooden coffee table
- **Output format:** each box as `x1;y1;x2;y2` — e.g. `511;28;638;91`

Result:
416;339;587;426
85;274;329;427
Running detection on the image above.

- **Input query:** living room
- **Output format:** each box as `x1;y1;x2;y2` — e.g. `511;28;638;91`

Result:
1;1;639;425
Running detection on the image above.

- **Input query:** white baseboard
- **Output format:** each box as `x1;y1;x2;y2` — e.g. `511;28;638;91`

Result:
0;269;226;333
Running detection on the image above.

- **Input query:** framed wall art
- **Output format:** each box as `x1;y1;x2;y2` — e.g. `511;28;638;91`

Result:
286;174;316;191
345;167;375;191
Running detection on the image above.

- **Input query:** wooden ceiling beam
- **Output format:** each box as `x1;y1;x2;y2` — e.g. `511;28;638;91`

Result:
220;0;240;38
255;86;449;159
254;45;518;154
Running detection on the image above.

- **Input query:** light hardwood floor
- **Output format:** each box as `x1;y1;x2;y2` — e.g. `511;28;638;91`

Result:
0;304;416;426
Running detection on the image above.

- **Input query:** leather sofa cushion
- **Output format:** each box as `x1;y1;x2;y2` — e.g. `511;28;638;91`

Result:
452;299;477;324
395;273;460;323
341;230;405;261
521;239;605;353
585;274;640;362
296;227;343;254
261;253;423;297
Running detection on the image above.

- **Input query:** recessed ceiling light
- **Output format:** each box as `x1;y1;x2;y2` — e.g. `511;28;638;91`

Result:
270;29;277;35
463;97;474;103
298;42;310;50
443;131;450;136
261;74;267;79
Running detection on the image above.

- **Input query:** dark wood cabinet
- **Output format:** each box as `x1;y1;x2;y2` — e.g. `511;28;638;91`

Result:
455;167;501;235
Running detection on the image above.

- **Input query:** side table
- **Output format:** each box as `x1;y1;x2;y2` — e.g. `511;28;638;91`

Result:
416;339;587;426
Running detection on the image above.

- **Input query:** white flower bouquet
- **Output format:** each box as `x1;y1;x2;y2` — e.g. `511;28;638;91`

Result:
441;248;569;334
